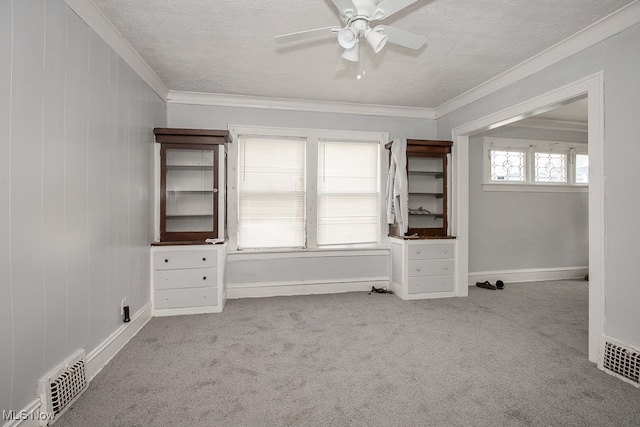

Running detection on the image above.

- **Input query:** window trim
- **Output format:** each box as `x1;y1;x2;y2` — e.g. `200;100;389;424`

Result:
483;137;588;193
228;125;389;251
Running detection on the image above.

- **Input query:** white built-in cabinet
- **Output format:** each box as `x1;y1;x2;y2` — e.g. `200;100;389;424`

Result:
389;238;456;299
151;245;226;316
151;128;229;315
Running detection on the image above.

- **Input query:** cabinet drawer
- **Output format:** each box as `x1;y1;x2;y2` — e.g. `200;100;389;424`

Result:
154;268;218;290
154;287;218;309
408;242;454;260
154;250;217;270
408;275;454;294
408;259;454;277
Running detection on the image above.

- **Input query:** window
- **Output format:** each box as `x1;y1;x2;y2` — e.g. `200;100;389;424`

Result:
484;138;588;191
318;141;379;246
575;153;589;184
490;149;526;182
231;126;387;250
238;137;306;249
534;151;567;183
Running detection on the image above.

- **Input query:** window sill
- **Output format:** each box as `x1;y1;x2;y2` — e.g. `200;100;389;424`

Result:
227;246;389;260
482;183;588;193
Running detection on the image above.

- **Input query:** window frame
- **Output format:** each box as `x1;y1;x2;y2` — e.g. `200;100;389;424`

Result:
228;125;389;252
483;137;588;193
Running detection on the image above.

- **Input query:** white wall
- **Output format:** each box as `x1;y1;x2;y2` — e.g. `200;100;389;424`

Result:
468;126;588;274
167;103;435;140
167;104;436;295
0;0;165;415
436;23;640;348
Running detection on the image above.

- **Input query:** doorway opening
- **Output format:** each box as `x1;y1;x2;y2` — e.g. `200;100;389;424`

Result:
451;73;604;363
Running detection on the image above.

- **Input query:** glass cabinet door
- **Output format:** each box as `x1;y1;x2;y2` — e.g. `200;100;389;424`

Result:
161;144;218;241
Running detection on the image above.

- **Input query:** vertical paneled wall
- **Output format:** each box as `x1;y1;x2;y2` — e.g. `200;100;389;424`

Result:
0;0;165;414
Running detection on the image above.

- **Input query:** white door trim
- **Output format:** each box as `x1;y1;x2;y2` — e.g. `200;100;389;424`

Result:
450;72;605;363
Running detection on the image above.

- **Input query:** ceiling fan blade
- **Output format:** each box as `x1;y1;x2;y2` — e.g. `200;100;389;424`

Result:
371;0;420;21
330;0;357;19
374;25;426;50
275;26;341;43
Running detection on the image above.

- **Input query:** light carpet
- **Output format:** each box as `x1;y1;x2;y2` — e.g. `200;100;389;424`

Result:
57;280;640;426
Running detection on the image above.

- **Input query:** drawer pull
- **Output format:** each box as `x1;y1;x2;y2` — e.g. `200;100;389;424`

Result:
443;249;448;254
202;257;206;261
164;259;169;263
444;266;448;270
203;276;207;280
416;250;421;254
416;267;421;272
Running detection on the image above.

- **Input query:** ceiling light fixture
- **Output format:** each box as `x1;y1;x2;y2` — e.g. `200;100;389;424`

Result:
365;29;387;54
337;27;358;49
342;41;359;62
275;0;427;67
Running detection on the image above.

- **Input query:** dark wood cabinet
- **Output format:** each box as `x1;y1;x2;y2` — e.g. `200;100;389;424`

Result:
388;139;452;238
154;128;230;243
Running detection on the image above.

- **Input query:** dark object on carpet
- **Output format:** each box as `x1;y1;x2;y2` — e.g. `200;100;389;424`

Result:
496;280;505;290
476;281;496;290
369;286;394;295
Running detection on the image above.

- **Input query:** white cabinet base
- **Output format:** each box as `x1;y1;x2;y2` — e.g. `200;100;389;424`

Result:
151;244;226;316
390;237;456;300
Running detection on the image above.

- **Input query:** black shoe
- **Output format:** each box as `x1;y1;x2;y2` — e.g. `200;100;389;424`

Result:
476;281;496;290
496;280;504;290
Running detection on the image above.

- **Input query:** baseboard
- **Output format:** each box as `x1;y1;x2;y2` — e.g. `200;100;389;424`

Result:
468;266;588;285
153;305;223;317
3;303;152;427
85;301;153;381
598;334;640;389
227;279;389;299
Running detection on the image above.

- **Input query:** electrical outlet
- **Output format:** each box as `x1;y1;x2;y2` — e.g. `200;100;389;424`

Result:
121;298;127;315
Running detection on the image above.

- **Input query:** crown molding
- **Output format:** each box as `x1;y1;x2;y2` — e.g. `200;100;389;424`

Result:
507;118;588;133
65;0;169;101
436;0;640;118
167;90;436;119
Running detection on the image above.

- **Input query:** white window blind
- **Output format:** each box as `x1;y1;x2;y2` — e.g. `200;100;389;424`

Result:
238;137;305;249
318;141;379;246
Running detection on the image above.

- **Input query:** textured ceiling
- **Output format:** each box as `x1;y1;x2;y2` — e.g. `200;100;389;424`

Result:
93;0;634;109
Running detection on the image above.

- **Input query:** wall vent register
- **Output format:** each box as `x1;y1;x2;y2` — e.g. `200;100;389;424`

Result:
37;350;88;421
603;341;639;384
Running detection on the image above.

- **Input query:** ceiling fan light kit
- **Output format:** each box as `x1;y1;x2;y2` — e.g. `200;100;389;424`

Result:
365;28;388;53
275;0;427;66
338;27;358;49
342;42;360;62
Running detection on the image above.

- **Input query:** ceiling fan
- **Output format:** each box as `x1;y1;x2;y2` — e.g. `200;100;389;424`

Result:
275;0;427;63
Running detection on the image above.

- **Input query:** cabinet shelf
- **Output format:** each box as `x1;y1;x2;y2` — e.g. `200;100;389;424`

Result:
166;165;214;171
167;190;215;194
409;213;444;218
409;192;443;198
166;213;213;218
408;171;444;179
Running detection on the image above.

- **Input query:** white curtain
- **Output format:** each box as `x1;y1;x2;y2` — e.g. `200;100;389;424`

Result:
386;138;408;233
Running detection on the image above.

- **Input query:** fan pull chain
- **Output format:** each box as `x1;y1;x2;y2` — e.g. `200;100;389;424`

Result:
357;39;366;79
